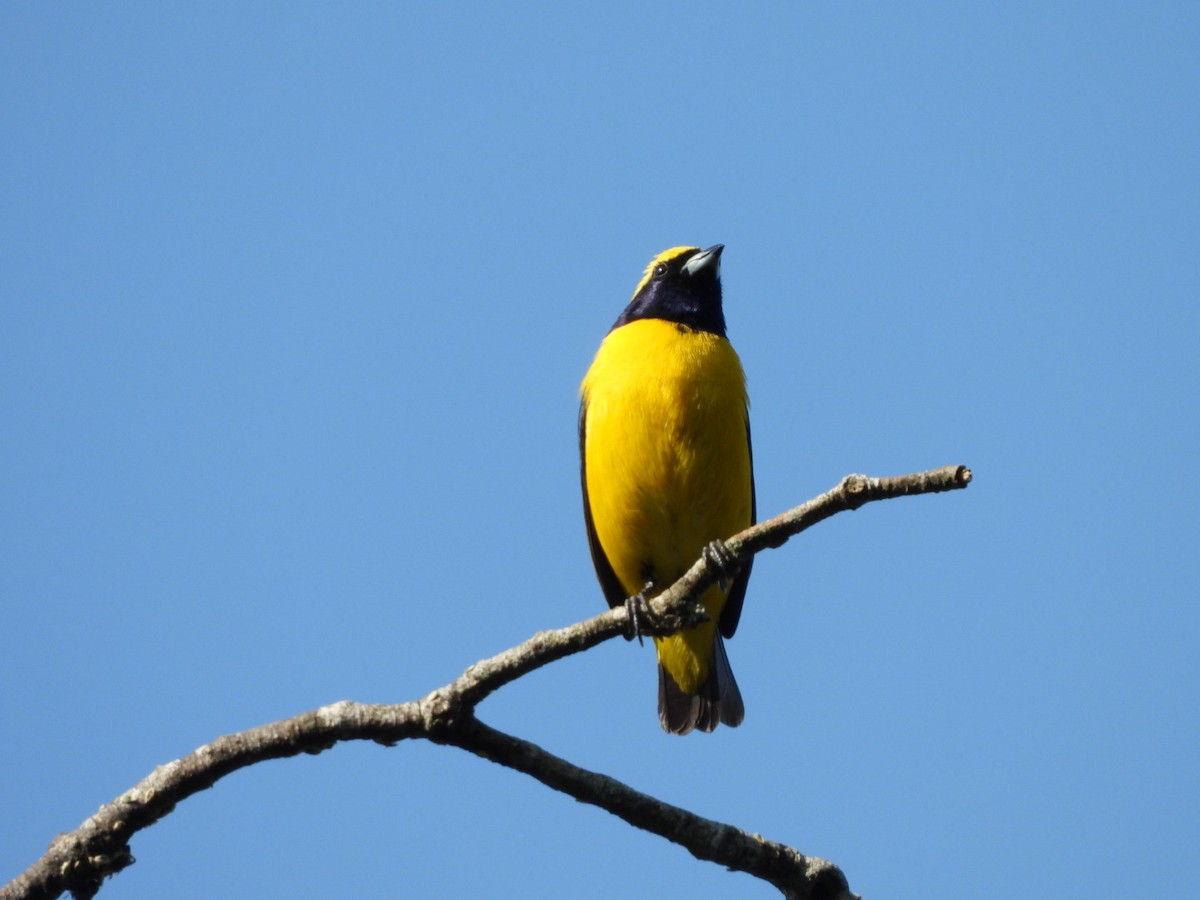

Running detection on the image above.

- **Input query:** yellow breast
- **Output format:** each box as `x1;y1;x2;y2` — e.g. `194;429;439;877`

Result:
581;317;752;624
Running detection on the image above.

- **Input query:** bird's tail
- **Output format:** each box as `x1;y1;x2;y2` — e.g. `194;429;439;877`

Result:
657;635;744;735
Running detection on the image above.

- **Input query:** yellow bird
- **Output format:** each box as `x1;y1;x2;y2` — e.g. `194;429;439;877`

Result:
580;244;755;734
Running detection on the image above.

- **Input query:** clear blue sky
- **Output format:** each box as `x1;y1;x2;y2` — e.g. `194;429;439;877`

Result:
3;4;1197;898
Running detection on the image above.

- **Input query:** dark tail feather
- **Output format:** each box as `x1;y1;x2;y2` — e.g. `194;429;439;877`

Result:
657;635;744;735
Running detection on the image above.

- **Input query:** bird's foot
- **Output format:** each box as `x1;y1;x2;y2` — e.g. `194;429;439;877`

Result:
623;581;656;645
702;540;739;592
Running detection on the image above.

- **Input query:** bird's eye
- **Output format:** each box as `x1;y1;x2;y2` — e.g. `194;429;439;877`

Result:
653;263;668;278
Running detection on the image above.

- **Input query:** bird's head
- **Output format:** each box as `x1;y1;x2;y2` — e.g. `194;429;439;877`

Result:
613;244;726;337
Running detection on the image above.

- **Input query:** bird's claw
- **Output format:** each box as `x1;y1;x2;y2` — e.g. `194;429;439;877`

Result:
623;581;655;645
703;539;739;592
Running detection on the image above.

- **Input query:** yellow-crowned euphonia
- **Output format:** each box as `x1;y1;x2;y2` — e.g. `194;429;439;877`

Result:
580;244;754;734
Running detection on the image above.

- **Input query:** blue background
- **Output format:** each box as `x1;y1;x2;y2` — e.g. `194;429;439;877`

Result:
3;4;1196;898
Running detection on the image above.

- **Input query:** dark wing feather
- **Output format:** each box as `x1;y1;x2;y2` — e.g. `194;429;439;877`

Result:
579;400;627;608
718;415;755;639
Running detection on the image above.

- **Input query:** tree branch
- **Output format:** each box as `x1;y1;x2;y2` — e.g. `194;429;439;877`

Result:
2;465;970;900
451;717;854;900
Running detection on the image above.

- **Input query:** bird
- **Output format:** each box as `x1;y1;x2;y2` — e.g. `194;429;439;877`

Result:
579;244;755;734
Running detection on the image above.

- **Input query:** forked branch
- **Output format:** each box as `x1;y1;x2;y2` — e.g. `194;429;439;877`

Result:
2;465;971;900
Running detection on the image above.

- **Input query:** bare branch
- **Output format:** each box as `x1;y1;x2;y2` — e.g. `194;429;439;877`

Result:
634;464;973;635
740;465;974;556
1;701;430;900
452;718;857;900
3;465;970;900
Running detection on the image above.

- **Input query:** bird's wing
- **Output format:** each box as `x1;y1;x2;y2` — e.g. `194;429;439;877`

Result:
579;400;628;608
718;414;755;639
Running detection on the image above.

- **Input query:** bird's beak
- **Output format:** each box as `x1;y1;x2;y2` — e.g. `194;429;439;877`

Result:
681;244;724;278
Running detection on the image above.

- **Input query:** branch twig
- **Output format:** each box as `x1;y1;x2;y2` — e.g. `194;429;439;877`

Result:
2;465;971;900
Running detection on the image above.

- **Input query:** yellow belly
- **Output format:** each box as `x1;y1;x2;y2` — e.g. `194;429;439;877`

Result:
581;318;752;693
